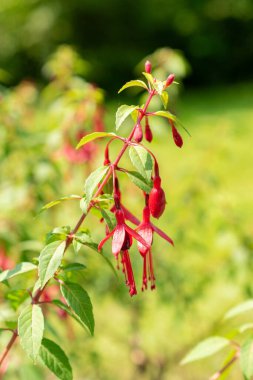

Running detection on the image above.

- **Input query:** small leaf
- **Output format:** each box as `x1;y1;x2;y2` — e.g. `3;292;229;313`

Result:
152;110;176;121
126;170;152;193
118;80;148;93
18;304;44;362
115;105;139;130
39;195;81;214
74;231;98;252
62;263;86;272
142;72;154;86
0;262;37;282
84;166;109;207
240;338;253;380
39;241;66;288
160;91;169;109
39;338;72;380
60;282;94;335
100;208;116;232
129;146;153;181
224;300;253;320
181;336;230;365
76;132;118;149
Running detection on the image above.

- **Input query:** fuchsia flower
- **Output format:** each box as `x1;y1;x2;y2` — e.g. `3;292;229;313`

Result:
170;121;183;148
136;204;173;291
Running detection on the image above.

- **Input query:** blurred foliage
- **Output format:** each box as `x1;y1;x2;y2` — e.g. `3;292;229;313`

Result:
0;45;253;378
0;0;253;91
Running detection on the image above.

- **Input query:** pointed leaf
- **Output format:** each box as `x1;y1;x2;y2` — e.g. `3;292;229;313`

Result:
39;195;81;214
39;241;66;288
100;208;116;232
240;338;253;380
39;338;72;380
129;145;153;180
160;91;169;109
84;166;109;207
118;80;148;93
61;263;86;272
0;262;37;282
18;304;44;362
181;336;230;365
76;132;118;149
60;282;94;335
142;72;154;86
115;105;139;130
152;110;176;121
126;170;152;193
224;300;253;320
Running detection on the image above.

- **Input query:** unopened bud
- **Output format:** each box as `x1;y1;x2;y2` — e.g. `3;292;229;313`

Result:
145;118;153;142
171;123;183;148
145;60;152;74
133;124;143;143
165;74;175;87
148;176;166;218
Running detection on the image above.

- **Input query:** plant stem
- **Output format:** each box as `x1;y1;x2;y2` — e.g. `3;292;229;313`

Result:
209;351;240;380
0;329;18;368
0;88;156;369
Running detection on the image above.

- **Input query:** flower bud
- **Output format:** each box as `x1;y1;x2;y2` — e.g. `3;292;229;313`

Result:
145;117;153;142
133;124;143;143
171;124;183;148
145;60;152;74
165;74;175;87
148;176;166;218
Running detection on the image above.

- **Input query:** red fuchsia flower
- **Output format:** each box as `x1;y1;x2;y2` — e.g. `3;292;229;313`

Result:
144;116;153;142
149;176;166;218
98;209;150;258
165;74;175;88
170;121;183;148
136;204;174;291
98;208;150;296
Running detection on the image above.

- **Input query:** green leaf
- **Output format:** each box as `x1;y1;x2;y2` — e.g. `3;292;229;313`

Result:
129;145;153;180
74;231;98;252
100;208;116;232
152;110;176;122
18;304;44;362
39;338;72;380
39;195;81;214
181;336;230;365
62;263;86;272
0;262;37;282
115;105;139;130
160;91;169;109
38;241;66;288
142;72;154;86
240;338;253;380
84;166;109;208
238;323;253;333
224;300;253;320
60;282;94;335
118;80;148;93
126;170;152;193
46;226;71;244
76;132;118;149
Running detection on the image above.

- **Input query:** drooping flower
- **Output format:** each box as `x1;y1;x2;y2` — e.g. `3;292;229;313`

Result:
144;117;153;142
170;121;183;148
149;176;166;218
133;123;143;143
98;209;150;258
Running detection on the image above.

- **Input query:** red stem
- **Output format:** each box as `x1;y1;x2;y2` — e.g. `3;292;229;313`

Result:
0;330;18;367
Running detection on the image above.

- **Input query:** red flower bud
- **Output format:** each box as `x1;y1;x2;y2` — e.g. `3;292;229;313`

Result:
133;124;143;143
145;118;153;142
145;60;152;74
165;74;175;87
171;124;183;148
148;177;166;218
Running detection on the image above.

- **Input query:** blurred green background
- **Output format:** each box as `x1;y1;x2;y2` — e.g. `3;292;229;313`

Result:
0;1;253;379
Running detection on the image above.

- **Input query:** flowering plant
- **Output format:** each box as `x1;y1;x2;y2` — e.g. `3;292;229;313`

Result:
0;60;183;379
